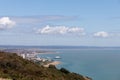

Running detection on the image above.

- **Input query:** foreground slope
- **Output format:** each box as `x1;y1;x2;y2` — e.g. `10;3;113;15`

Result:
0;51;91;80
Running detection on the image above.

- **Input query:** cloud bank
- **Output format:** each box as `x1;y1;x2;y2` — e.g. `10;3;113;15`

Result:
36;25;85;35
0;16;119;39
93;31;109;38
0;17;16;30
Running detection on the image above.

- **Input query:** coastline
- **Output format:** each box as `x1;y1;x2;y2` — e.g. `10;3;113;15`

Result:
43;61;61;67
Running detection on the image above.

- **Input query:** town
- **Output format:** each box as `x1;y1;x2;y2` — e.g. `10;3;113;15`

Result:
0;48;58;67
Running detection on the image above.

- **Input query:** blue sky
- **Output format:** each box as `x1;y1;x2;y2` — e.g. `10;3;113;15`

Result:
0;0;120;46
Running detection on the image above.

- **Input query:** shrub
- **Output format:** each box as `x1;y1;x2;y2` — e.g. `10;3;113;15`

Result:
60;68;70;74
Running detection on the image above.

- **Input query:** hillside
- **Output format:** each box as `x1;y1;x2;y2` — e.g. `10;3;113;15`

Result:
0;51;91;80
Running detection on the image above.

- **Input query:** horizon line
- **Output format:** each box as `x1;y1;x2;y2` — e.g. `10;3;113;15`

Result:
0;45;120;48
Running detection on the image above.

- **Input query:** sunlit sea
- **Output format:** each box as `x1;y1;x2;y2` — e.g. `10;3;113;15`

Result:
38;48;120;80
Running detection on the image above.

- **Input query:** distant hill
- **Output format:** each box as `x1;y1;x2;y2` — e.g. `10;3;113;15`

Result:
0;45;120;49
0;51;91;80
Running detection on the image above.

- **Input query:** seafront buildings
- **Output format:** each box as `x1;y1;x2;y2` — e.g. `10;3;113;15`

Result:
1;48;53;65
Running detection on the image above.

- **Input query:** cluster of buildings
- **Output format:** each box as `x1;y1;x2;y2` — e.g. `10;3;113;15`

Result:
19;52;52;63
1;48;53;65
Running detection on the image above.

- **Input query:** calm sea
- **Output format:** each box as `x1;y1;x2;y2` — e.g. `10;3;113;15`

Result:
38;48;120;80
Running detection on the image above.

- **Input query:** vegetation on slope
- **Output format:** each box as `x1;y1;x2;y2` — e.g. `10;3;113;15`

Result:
0;51;91;80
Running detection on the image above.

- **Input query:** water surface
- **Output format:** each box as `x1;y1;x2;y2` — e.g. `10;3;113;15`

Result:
39;49;120;80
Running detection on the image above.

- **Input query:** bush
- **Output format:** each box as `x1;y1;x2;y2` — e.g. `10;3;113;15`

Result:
48;65;56;69
60;68;70;74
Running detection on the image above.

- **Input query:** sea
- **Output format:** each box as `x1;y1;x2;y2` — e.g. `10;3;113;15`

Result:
38;48;120;80
0;46;120;80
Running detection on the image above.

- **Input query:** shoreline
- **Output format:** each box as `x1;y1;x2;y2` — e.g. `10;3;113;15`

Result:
43;61;61;67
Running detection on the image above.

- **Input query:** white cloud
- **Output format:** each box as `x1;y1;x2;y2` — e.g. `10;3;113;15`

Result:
0;17;16;30
93;31;109;38
36;25;85;35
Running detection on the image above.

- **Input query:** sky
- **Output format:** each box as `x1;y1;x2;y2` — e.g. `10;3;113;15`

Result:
0;0;120;46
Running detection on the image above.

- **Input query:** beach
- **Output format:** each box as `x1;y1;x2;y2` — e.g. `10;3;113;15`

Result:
43;61;61;67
